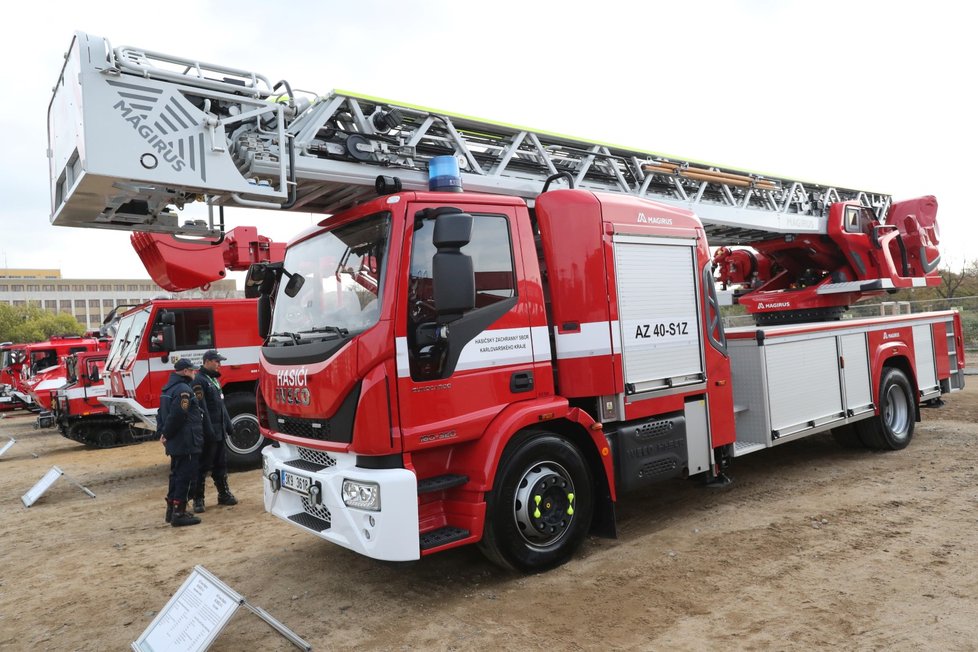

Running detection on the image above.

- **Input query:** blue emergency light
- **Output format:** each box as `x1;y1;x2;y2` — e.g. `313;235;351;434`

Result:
428;155;463;192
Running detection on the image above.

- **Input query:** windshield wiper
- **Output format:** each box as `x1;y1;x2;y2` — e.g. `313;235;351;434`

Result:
298;326;350;338
269;331;301;345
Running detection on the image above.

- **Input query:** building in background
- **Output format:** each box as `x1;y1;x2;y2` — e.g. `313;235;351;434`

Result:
0;269;239;331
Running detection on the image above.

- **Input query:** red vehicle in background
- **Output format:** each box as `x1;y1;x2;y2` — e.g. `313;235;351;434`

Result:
0;342;25;411
10;335;106;413
50;351;130;447
99;299;266;465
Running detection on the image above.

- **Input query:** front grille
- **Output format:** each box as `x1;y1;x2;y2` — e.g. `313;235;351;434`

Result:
270;411;332;440
266;383;359;444
297;447;338;469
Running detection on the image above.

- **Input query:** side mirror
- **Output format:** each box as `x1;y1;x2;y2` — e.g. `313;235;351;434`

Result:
432;211;475;316
284;273;305;298
258;294;272;339
161;324;176;352
160;310;176;325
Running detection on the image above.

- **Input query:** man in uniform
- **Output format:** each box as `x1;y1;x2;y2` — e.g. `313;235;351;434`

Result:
190;349;238;513
159;357;212;527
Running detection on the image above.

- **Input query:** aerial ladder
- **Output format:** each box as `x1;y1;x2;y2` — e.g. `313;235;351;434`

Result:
49;32;941;321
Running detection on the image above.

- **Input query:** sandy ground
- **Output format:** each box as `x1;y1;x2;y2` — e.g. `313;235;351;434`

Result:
0;383;976;651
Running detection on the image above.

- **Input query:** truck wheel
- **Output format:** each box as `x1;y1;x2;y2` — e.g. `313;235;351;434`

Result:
224;392;266;468
478;432;593;572
856;367;915;450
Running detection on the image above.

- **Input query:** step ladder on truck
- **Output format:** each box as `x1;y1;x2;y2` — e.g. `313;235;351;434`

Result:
48;32;964;572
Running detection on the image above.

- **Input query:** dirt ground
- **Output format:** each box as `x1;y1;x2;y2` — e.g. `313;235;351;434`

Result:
0;382;976;651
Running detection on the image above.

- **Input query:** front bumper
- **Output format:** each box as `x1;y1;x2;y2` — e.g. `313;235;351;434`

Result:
262;443;420;562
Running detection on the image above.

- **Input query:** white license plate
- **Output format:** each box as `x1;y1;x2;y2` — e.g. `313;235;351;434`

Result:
281;470;312;495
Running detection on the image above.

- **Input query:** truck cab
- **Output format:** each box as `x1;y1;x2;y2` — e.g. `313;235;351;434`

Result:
258;187;734;568
101;299;266;465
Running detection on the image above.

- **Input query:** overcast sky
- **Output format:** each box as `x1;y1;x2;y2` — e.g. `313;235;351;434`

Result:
2;1;974;284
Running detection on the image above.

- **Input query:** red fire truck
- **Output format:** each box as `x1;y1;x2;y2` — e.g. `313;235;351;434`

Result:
97;299;266;465
10;335;106;413
0;342;24;411
48;33;965;571
49;350;117;443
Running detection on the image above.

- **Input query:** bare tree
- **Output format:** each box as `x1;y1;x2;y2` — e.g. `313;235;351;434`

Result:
936;259;978;299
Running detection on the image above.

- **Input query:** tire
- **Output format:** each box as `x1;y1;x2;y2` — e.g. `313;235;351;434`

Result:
478;431;593;573
224;391;266;468
855;367;915;450
830;423;866;449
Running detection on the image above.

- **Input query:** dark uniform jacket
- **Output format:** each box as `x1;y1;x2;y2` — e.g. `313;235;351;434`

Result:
194;368;232;442
158;372;212;456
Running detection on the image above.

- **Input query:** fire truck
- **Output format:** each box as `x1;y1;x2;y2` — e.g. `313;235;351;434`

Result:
9;335;106;413
0;342;24;411
96;298;267;464
48;33;965;571
49;350;118;444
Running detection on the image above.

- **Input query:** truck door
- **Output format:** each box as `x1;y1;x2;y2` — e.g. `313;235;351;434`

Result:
396;204;538;449
145;307;215;404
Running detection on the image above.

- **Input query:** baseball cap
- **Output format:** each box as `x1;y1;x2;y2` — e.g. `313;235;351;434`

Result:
173;358;194;371
203;350;227;362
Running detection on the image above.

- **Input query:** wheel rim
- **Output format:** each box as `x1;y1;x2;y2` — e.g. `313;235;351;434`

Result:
228;414;263;455
512;461;577;548
883;383;910;441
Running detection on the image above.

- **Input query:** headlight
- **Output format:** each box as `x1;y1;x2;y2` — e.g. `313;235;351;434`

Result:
342;479;380;511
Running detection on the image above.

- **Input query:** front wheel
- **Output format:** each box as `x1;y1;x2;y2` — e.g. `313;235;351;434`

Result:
478;432;593;573
224;392;266;468
856;367;916;450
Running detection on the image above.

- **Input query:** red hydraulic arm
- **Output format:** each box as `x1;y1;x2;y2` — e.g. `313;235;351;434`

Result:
131;226;286;292
713;196;942;324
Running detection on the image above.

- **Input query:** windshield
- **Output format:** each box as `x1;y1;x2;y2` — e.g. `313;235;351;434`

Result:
105;308;151;371
0;350;9;369
270;212;390;343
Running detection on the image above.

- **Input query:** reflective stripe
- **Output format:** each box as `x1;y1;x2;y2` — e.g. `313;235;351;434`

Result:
554;321;619;360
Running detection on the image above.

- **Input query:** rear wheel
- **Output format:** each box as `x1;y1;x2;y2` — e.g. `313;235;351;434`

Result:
224;392;266;468
478;432;593;573
856;367;915;450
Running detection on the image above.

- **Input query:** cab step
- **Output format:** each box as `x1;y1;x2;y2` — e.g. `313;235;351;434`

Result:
417;474;468;494
419;526;470;550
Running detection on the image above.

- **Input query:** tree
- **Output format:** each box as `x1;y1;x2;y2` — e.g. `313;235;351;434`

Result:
936;259;978;300
0;304;85;343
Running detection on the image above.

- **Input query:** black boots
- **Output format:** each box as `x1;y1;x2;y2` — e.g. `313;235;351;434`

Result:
171;501;201;527
216;476;238;506
192;487;206;514
165;498;174;524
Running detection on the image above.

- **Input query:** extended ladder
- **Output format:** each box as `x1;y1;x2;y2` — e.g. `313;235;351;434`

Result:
50;33;891;244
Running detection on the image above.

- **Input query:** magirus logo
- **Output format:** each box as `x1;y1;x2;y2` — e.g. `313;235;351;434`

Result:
756;301;791;310
637;213;673;225
106;80;207;181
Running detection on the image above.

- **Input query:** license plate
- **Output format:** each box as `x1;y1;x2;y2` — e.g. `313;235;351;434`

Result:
281;469;312;495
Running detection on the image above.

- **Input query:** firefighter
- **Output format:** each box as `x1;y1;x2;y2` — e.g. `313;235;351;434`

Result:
190;350;238;513
159;357;211;527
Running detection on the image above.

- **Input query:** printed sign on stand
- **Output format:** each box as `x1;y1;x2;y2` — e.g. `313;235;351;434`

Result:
133;566;310;652
21;465;96;507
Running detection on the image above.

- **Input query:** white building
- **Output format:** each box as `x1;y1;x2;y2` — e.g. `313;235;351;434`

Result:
0;269;239;331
